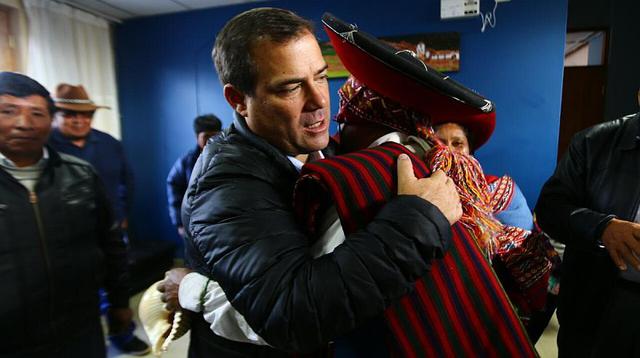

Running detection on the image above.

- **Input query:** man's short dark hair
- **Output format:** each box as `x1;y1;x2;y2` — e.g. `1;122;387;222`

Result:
212;7;314;96
0;72;55;115
194;114;222;134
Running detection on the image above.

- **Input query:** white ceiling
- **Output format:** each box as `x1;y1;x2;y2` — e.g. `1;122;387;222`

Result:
60;0;267;21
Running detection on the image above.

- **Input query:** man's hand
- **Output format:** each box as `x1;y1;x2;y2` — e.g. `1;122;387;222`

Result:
601;218;640;271
177;226;186;238
397;154;462;225
157;268;192;311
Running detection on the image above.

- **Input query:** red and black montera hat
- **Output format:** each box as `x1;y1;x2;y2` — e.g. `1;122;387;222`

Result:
323;13;496;149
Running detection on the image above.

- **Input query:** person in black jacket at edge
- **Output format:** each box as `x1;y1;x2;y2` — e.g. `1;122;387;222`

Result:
158;7;462;357
536;93;640;357
0;72;130;357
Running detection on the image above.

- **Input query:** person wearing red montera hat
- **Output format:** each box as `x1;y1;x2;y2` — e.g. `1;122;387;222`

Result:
159;11;557;358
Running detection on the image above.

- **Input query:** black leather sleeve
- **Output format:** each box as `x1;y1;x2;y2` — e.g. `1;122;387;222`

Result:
535;130;614;247
95;172;131;308
186;161;450;352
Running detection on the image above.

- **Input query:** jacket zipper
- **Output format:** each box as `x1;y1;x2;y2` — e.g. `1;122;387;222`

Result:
29;191;56;337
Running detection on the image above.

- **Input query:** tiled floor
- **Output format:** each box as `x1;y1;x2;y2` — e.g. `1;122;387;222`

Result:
108;291;559;358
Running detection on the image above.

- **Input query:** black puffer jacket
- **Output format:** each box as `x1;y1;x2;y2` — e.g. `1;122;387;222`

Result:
183;115;451;353
536;113;640;356
0;147;129;356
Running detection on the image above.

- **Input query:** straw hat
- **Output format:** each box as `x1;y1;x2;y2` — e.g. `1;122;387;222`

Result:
53;83;110;112
138;281;190;356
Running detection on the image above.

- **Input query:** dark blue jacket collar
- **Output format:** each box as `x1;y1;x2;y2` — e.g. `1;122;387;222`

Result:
231;112;299;176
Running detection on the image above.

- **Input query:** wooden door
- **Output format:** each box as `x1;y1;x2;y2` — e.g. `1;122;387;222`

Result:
557;66;606;160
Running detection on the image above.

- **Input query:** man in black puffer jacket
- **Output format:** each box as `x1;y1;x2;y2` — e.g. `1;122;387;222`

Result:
0;72;130;357
164;8;462;357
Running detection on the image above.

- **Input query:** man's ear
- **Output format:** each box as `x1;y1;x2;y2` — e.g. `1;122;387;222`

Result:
223;84;248;117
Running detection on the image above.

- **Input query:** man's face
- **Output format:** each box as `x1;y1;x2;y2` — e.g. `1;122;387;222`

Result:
435;122;471;155
241;32;330;155
55;109;95;140
197;130;219;149
0;95;52;163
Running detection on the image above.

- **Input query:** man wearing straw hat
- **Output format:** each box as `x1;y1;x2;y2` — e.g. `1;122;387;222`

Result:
47;84;148;355
48;84;133;232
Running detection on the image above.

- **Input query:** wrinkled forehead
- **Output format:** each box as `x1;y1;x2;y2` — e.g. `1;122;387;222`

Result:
250;28;315;52
435;122;468;137
436;122;465;131
0;94;49;110
251;32;324;80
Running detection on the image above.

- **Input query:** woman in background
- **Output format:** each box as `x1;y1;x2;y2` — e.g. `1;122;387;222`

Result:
435;122;534;230
435;121;559;342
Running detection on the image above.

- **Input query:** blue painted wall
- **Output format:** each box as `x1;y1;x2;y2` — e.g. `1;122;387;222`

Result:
115;0;567;249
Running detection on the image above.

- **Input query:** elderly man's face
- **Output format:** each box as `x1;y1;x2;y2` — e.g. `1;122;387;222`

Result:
0;95;52;166
240;31;330;155
55;109;94;140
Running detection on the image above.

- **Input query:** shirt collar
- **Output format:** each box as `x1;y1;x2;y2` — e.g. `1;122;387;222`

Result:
0;147;49;169
287;156;304;172
233;113;301;176
287;151;325;172
368;132;409;148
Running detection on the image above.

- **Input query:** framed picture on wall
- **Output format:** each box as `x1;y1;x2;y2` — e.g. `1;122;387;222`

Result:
320;31;460;78
380;32;460;72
